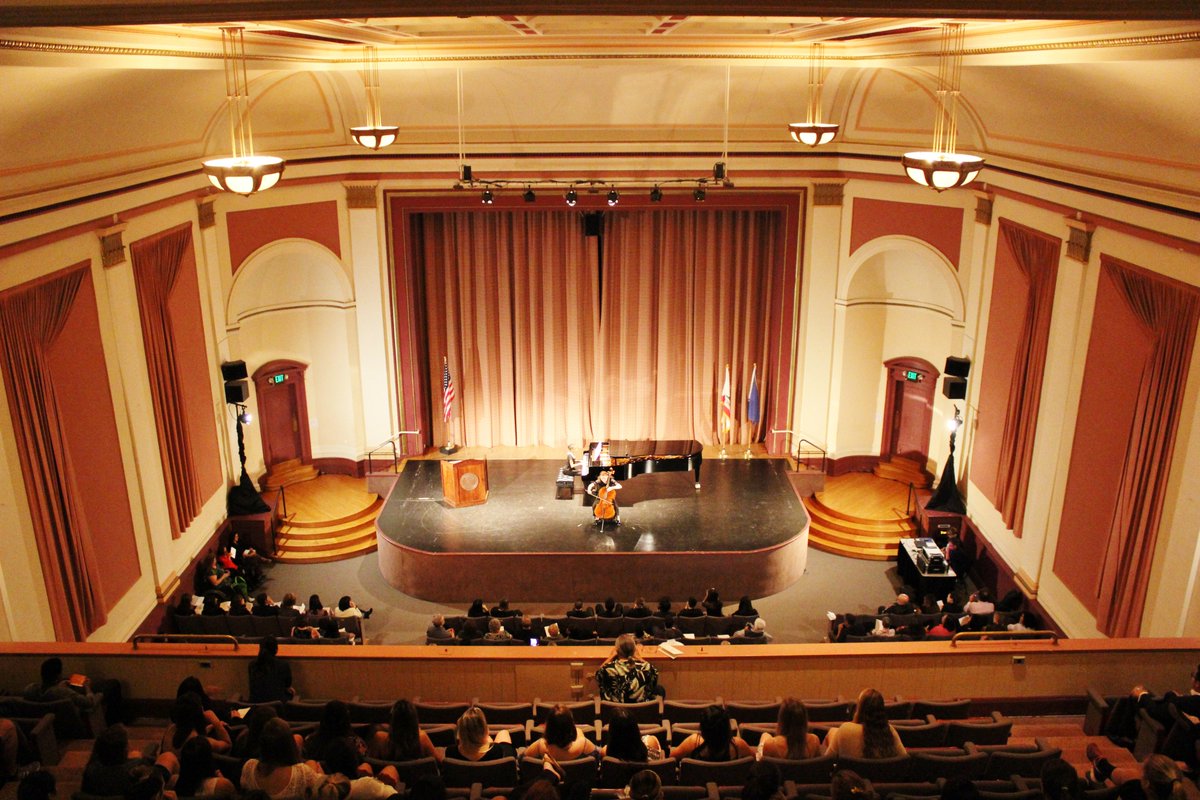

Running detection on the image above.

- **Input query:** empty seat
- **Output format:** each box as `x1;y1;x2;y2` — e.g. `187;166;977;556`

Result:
678;756;755;787
347;700;393;724
664;700;719;724
911;699;972;720
984;741;1063;779
197;615;231;635
944;713;1013;747
226;615;255;637
910;750;988;781
476;702;534;725
884;701;915;721
414;700;474;724
726;699;782;724
283;699;328;722
893;719;948;748
803;699;853;723
441;756;519;788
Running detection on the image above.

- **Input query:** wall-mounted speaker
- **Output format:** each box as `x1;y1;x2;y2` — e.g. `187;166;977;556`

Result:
942;376;967;400
221;360;248;382
944;356;971;378
583;212;604;237
225;380;249;404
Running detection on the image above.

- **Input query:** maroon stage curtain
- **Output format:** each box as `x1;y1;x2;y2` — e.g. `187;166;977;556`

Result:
0;266;106;640
993;222;1060;538
131;225;202;539
1095;257;1200;637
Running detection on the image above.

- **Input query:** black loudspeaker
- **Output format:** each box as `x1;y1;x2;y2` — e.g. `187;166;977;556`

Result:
944;356;971;378
942;376;967;400
225;380;249;404
221;360;248;381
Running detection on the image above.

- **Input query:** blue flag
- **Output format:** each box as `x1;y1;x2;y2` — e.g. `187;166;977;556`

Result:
747;364;761;425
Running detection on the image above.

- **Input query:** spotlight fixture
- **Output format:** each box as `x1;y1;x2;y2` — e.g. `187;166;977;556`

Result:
234;403;253;425
565;189;578;207
713;161;727;181
650;186;663;203
607;188;619;206
523;187;536;203
481;189;494;204
901;23;985;191
693;187;707;202
788;43;840;147
349;45;399;150
202;27;285;195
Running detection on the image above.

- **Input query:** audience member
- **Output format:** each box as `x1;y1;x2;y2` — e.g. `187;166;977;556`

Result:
920;594;942;615
319;618;349;642
426;615;454;641
253;593;280;617
159;691;231;758
625;598;652;619
670;705;753;761
524;705;597;760
279;593;301;619
542;623;565;643
565;600;593;619
596;597;624;618
882;592;916;615
229;594;251;616
459;619;483;643
656;598;674;624
248;636;295;703
624;770;663;800
742;761;784;800
0;718;18;783
233;706;284;760
832;614;873;642
174;593;196;616
309;595;330;618
484;618;513;641
200;551;245;600
82;725;172;796
445;707;514;761
701;588;724;617
334;596;373;620
596;634;663;702
227;530;266;584
733;595;759;617
466;600;489;618
830;770;877;800
369;700;440;763
175;736;237;798
24;656;123;726
202;594;226;616
678;598;705;618
601;708;664;761
964;590;995;620
1085;752;1199;800
303;701;366;764
758;697;821;759
1040;758;1082;800
491;599;519;619
926;615;960;639
942;592;965;615
240;718;323;799
322;738;397;798
822;689;906;759
733;618;770;641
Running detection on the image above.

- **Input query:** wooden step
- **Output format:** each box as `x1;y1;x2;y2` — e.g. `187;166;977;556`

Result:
805;496;916;532
273;540;378;564
283;496;384;530
807;521;908;550
263;461;320;490
873;458;931;488
808;531;898;560
276;525;377;552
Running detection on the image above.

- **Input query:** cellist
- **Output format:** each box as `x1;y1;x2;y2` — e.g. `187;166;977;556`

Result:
586;469;622;526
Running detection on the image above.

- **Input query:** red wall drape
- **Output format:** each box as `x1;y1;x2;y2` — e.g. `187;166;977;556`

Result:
0;265;106;640
130;225;203;538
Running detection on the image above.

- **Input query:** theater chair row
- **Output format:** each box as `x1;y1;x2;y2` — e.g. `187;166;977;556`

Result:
0;692;105;745
439;614;763;640
1085;688;1200;765
172;613;363;643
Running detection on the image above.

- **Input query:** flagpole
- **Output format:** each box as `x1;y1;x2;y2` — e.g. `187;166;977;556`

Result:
440;356;459;455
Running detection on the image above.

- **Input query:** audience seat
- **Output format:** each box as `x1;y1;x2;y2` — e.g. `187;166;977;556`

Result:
725;699;782;723
600;756;678;788
418;723;458;748
283;699;328;722
909;749;989;781
347;700;392;724
599;699;663;724
944;712;1012;747
911;699;971;720
225;616;255;637
413;700;475;723
591;788;707;800
475;702;534;725
893;718;948;748
678;756;755;786
982;740;1063;779
0;694;105;740
664;700;720;724
534;698;598;722
12;713;59;766
675;617;708;637
835;755;911;782
197;615;232;636
363;755;439;786
884;700;915;720
440;756;519;788
520;756;599;783
762;754;836;783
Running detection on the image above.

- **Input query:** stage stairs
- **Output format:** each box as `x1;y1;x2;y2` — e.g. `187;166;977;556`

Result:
272;474;383;564
262;458;320;490
803;473;919;561
873;455;931;488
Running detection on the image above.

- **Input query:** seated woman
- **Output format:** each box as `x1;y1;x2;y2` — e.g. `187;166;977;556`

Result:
309;595;330;618
175;737;236;798
445;707;514;762
159;692;232;760
302;701;367;765
174;593;196;617
822;689;905;759
733;596;759;618
200;594;226;617
240;718;325;800
670;705;754;761
524;705;598;761
322;738;399;797
228;594;251;616
466;599;489;618
368;700;441;763
600;708;663;761
758;698;821;760
333;596;373;620
83;725;173;796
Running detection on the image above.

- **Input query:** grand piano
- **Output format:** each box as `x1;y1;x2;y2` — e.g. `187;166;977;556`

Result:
583;439;704;489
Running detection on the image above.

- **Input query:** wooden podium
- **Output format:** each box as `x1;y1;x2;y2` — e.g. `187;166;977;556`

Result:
441;459;489;508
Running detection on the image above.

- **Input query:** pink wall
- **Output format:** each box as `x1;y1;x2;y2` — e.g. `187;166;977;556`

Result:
168;239;223;498
226;200;341;272
1053;266;1154;613
45;270;140;612
850;198;964;269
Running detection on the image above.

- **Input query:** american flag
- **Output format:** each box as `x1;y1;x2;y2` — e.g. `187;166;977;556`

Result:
719;364;733;434
441;358;455;424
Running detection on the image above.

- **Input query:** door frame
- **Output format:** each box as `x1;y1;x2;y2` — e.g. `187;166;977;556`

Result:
252;359;312;467
880;356;938;464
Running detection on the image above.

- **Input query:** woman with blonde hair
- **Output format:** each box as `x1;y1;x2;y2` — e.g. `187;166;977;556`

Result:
759;698;821;760
822;689;905;759
445;707;515;762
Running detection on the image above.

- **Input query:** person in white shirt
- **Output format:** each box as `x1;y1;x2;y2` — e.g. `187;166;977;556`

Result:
333;596;373;620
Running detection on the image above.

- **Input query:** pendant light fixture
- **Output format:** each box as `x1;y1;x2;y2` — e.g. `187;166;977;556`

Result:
901;23;984;191
202;27;285;196
788;43;839;147
349;45;399;150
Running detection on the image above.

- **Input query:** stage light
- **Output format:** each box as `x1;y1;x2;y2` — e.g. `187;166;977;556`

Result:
713;161;727;180
693;187;706;202
607;188;619;206
565;189;578;207
523;188;536;202
481;189;494;204
650;186;663;202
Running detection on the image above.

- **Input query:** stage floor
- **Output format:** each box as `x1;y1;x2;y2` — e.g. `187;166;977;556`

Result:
375;458;811;601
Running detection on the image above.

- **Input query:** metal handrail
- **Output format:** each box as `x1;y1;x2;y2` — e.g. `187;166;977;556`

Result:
132;634;240;650
950;630;1059;647
796;438;827;473
366;430;422;474
906;482;917;517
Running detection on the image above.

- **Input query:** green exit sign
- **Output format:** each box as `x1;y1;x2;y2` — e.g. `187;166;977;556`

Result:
271;374;287;384
904;370;921;381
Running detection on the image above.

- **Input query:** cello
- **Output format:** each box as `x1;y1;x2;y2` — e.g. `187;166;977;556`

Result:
590;471;620;523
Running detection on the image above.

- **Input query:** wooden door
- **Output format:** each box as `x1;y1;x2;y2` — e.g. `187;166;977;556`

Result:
882;358;938;463
252;360;312;468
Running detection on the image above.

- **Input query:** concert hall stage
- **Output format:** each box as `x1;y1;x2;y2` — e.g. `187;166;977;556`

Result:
376;457;810;602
